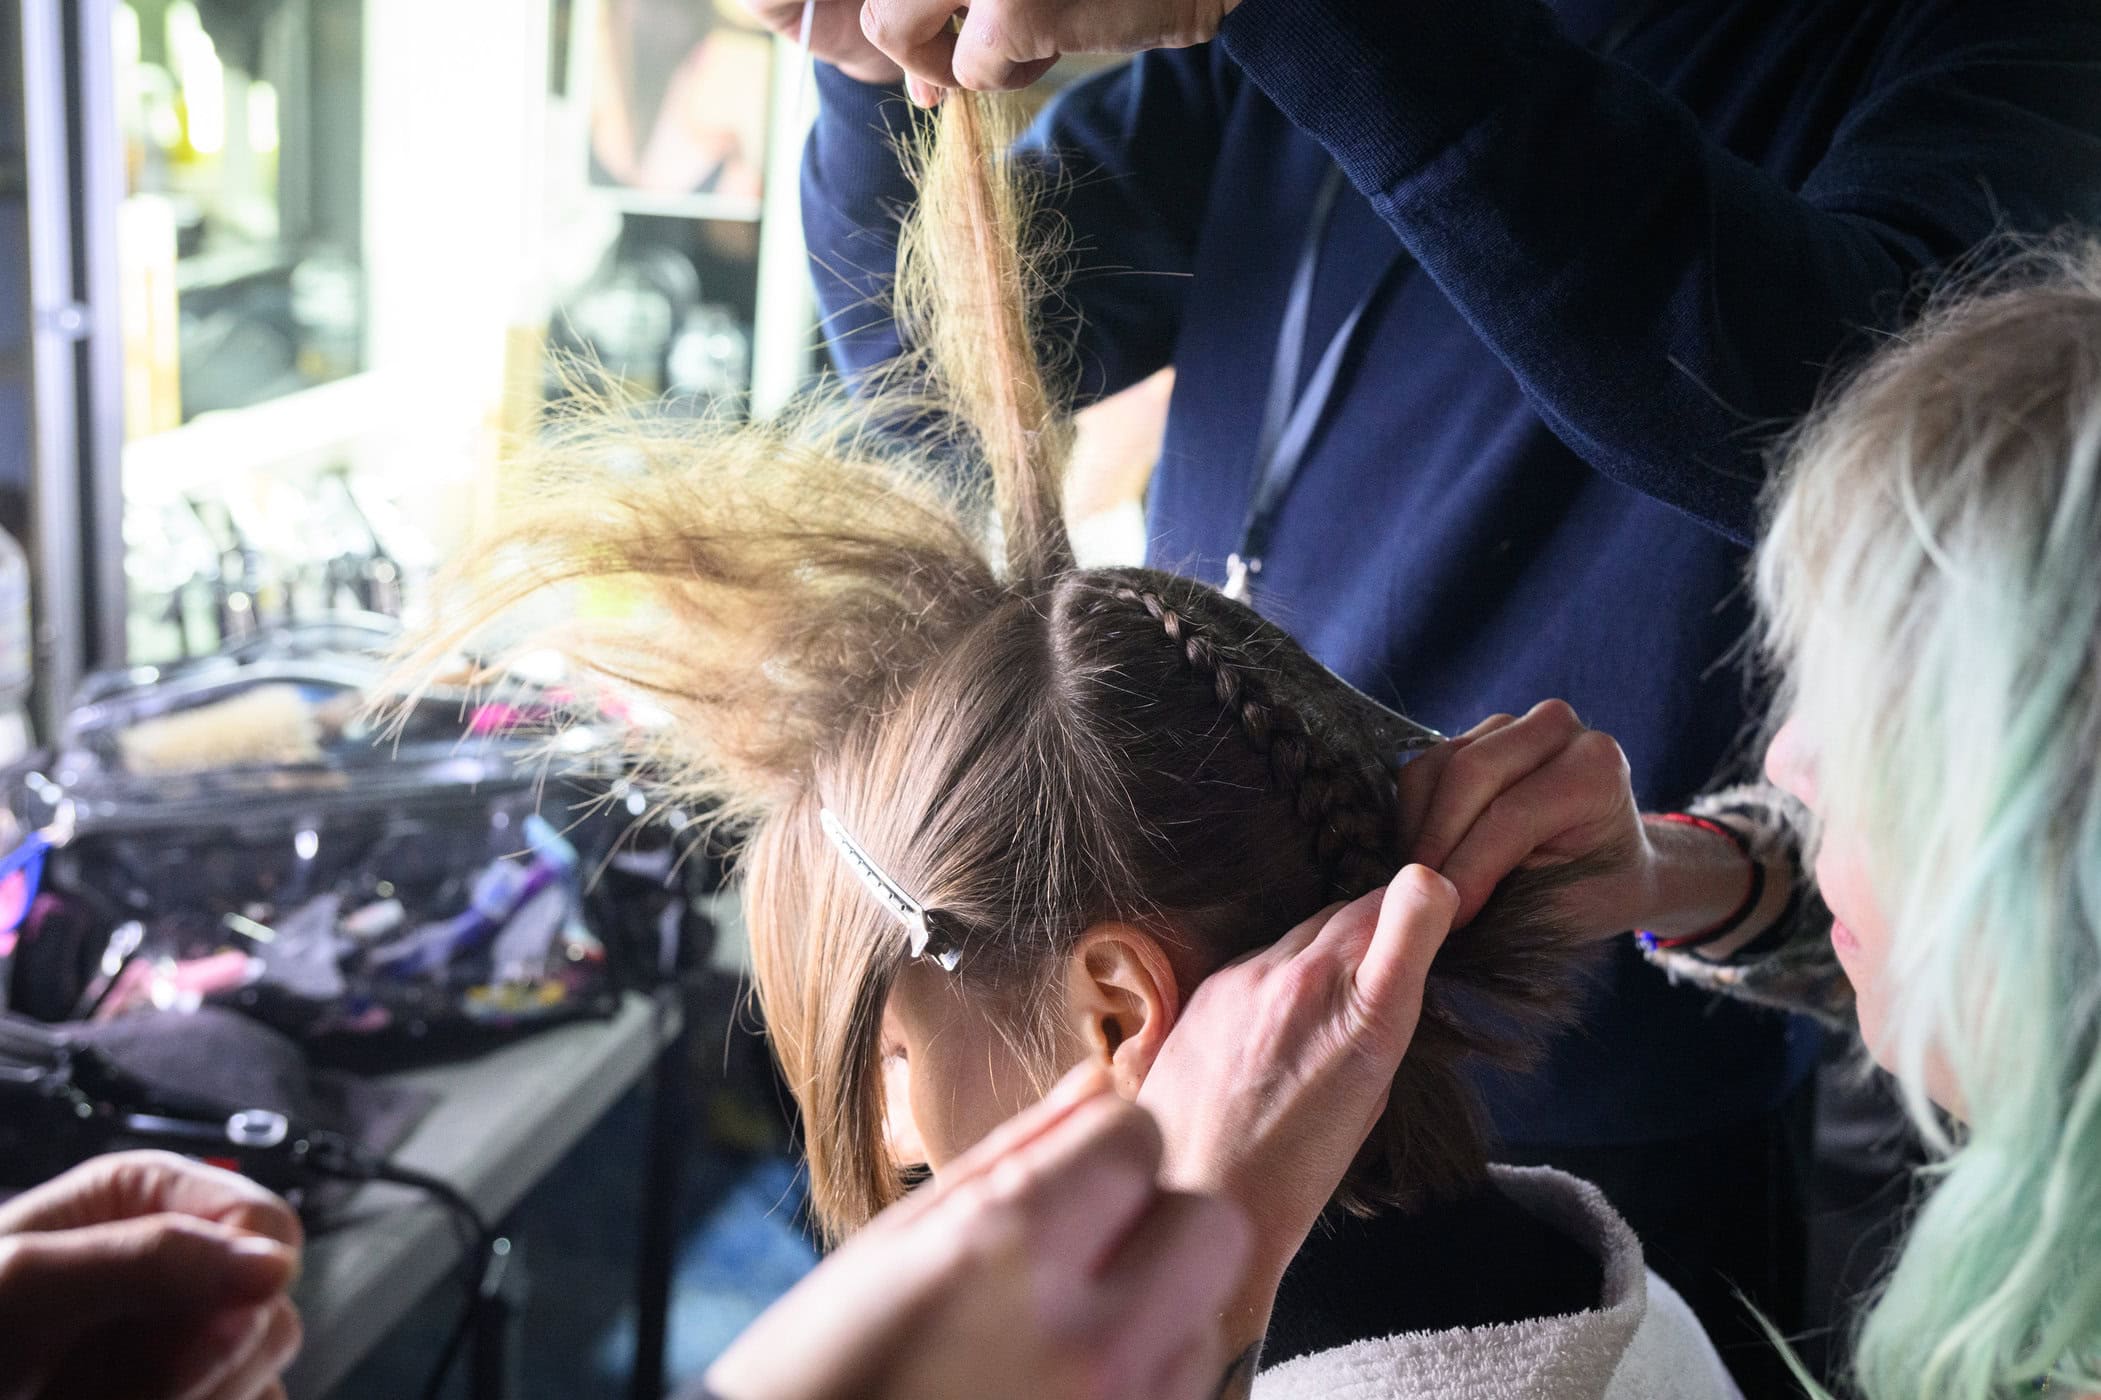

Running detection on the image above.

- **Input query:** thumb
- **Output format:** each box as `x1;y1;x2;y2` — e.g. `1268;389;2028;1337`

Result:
2;1214;296;1325
1352;865;1458;1043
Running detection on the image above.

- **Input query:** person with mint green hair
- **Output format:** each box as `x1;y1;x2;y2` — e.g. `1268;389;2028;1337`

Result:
1381;242;2101;1398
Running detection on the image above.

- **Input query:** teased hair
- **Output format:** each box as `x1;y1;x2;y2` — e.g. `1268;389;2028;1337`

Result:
399;91;1596;1242
1757;239;2101;1397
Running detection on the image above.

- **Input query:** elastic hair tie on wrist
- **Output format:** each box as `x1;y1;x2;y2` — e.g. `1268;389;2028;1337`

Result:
1635;812;1766;953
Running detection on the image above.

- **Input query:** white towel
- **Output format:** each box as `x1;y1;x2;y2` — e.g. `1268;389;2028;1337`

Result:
1254;1166;1744;1400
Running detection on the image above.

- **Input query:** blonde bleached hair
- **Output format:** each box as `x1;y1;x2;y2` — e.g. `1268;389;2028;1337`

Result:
401;92;1596;1242
1758;239;2101;1397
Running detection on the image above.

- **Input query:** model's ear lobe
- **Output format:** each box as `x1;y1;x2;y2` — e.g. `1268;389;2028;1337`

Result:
1063;923;1181;1099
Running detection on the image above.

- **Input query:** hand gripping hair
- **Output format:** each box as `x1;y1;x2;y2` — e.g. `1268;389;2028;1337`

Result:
397;90;1598;1241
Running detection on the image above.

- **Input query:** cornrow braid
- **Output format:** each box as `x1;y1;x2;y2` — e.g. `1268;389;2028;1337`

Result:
1107;584;1395;898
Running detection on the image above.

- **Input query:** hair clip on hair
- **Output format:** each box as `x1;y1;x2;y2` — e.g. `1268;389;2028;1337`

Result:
818;808;964;971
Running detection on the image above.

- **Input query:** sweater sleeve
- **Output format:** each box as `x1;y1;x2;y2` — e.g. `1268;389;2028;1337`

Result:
1640;783;1854;1029
800;51;1230;400
1221;0;2101;544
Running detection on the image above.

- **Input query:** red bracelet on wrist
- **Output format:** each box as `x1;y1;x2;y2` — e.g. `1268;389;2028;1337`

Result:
1636;813;1766;952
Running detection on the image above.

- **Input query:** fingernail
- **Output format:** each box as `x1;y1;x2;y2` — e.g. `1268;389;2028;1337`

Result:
224;1235;296;1290
908;78;933;107
1398;865;1456;900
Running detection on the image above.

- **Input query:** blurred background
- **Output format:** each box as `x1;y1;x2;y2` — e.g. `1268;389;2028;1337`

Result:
0;5;1164;1397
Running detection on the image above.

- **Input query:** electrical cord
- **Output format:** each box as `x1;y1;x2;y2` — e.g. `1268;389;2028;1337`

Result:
368;1160;500;1400
296;1142;501;1400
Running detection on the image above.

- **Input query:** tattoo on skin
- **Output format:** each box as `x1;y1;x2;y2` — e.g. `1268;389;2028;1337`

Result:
1214;1342;1261;1400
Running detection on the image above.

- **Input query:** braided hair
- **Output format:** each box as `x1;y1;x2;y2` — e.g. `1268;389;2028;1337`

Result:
1106;583;1397;899
403;88;1597;1237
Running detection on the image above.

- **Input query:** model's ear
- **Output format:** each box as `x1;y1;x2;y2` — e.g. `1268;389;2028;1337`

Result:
1061;923;1181;1100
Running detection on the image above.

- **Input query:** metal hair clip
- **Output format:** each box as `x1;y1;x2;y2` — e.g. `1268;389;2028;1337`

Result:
818;809;963;972
1316;666;1446;766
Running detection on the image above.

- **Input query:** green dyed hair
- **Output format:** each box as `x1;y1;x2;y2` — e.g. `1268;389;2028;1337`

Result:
1756;241;2101;1398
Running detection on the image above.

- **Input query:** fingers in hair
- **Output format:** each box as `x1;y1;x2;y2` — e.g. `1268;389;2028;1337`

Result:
1352;865;1458;1047
1438;728;1630;927
1406;701;1584;870
860;0;961;87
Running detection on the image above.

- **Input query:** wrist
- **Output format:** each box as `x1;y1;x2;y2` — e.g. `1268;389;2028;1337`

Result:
1216;1264;1282;1390
1634;812;1791;960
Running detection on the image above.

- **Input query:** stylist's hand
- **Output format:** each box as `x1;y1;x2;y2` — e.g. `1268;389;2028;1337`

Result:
1399;699;1650;934
1137;864;1459;1324
742;0;903;85
0;1151;303;1400
858;0;1240;101
705;1063;1249;1400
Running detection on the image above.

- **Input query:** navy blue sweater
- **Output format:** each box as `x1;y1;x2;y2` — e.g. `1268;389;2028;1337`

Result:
802;0;2101;1144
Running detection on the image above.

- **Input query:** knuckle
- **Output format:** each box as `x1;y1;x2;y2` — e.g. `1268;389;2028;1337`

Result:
1273;958;1332;1011
1569;727;1629;775
1474;791;1520;832
858;0;901;47
1444;740;1483;775
124;1213;204;1272
0;1236;37;1293
1275;952;1324;995
1443;743;1491;788
1534;698;1582;730
954;57;1005;91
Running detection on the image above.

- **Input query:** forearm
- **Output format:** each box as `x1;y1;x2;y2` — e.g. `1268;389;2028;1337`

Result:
1207;1265;1280;1400
1213;1339;1262;1400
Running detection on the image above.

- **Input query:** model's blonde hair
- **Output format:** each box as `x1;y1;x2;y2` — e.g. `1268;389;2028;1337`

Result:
1758;240;2101;1397
402;91;1595;1241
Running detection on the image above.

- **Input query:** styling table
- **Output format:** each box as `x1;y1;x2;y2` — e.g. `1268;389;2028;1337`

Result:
284;987;692;1400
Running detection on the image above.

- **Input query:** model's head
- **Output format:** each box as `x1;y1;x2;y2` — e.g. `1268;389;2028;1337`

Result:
1757;241;2101;1396
746;559;1600;1237
402;91;1593;1244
